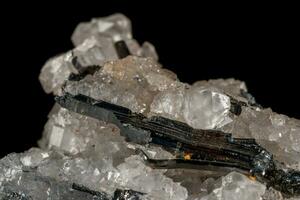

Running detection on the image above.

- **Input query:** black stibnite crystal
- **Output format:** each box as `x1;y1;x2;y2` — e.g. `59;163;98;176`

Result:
72;183;144;200
114;40;131;59
72;183;109;199
112;189;144;200
55;92;300;196
68;65;101;81
69;56;101;81
229;97;247;116
1;168;144;200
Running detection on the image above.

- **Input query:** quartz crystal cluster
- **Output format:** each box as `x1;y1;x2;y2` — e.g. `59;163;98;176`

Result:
1;14;300;200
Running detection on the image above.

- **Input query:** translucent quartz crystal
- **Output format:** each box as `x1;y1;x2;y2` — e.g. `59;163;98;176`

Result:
116;156;188;200
71;13;158;60
150;85;232;129
2;13;300;199
200;172;266;200
39;105;130;155
262;187;284;200
150;85;187;121
65;56;177;114
35;104;186;199
39;51;74;94
0;149;186;199
71;13;132;46
64;55;232;129
193;78;247;101
221;106;300;169
40;14;158;95
39;37;118;94
182;86;232;129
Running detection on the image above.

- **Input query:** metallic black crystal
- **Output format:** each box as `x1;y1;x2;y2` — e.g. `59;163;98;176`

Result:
56;92;300;196
114;40;131;58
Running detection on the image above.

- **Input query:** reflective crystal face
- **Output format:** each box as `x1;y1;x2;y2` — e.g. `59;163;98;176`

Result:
200;172;266;200
71;13;132;46
1;13;300;200
183;87;232;129
39;14;158;95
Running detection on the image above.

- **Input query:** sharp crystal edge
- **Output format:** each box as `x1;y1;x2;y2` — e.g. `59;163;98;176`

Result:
2;13;300;200
1;167;144;200
114;40;131;59
56;92;300;196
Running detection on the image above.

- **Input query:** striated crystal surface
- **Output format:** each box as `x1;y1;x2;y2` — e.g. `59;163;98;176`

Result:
221;106;300;169
1;13;300;200
0;148;186;199
64;56;177;114
64;56;232;129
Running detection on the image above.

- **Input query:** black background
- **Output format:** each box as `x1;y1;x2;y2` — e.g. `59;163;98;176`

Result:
0;2;299;157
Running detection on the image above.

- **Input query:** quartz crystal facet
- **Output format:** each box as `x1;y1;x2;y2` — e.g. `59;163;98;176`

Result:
1;14;300;200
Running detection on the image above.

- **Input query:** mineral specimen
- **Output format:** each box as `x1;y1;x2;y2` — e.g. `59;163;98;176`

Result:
1;13;300;200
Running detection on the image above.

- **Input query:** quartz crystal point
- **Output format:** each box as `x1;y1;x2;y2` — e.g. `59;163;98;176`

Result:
1;13;300;200
39;13;158;95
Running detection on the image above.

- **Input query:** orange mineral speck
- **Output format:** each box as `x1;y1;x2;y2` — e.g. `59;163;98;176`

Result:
248;175;256;181
184;152;192;160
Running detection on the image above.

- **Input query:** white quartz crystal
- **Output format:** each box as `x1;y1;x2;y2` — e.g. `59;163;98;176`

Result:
64;56;177;114
193;78;247;100
2;107;188;199
221;107;300;169
40;14;158;95
150;84;186;121
183;86;232;129
200;172;266;200
39;52;74;94
64;56;233;129
39;37;118;94
71;14;158;60
2;13;300;200
36;104;187;199
71;13;132;46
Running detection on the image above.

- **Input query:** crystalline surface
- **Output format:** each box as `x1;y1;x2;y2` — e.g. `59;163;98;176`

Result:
150;84;187;121
71;13;132;46
40;14;158;95
182;86;232;129
39;37;118;94
262;187;284;200
2;13;300;200
200;172;266;200
193;79;247;100
1;131;187;199
39;51;74;94
64;56;232;129
35;105;186;199
221;107;300;169
64;56;177;114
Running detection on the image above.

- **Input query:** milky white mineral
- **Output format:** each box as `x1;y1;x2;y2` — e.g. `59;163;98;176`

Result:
200;172;266;200
1;13;300;200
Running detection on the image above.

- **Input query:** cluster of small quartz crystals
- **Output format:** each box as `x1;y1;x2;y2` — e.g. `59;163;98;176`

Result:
39;13;158;95
1;13;300;200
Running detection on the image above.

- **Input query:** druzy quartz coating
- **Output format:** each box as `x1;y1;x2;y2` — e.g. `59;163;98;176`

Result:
1;14;300;200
